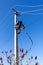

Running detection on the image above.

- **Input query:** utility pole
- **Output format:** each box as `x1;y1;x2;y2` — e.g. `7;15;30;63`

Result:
14;11;18;65
13;9;25;65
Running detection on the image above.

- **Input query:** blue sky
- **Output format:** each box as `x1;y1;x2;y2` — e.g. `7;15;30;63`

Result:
0;0;43;65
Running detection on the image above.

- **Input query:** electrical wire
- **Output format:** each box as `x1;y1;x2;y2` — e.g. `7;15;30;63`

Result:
0;8;12;25
15;4;43;7
25;32;33;52
21;12;43;15
0;8;13;52
14;5;43;15
21;9;43;15
0;8;43;28
1;5;43;26
0;7;13;32
0;7;42;54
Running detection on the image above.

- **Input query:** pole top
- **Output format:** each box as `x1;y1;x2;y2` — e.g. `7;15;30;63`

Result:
12;8;20;16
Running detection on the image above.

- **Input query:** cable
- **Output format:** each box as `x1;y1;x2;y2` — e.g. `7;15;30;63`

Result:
15;5;43;7
0;7;14;32
1;6;43;27
0;9;12;31
0;8;12;25
25;32;33;52
21;12;43;15
21;9;43;15
26;13;43;15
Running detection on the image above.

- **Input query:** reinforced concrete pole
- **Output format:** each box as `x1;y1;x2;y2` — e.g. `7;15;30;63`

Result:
14;12;18;65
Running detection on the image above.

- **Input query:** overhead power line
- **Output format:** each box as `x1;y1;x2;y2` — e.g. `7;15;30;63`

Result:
0;7;13;31
21;9;43;15
1;7;43;30
15;5;43;7
0;8;12;25
21;12;43;15
26;32;33;51
27;13;43;15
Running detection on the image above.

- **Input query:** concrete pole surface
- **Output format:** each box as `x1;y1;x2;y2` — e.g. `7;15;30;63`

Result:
14;12;18;65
